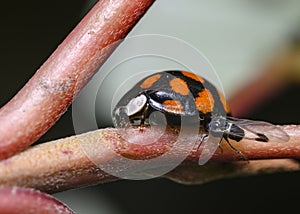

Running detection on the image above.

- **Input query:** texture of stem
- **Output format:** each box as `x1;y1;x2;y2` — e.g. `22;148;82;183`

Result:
0;125;299;193
0;0;155;160
0;187;74;214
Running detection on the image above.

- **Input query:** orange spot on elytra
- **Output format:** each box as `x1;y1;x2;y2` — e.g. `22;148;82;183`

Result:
169;78;190;96
195;89;214;114
181;71;205;83
163;100;184;114
217;90;231;114
140;74;161;89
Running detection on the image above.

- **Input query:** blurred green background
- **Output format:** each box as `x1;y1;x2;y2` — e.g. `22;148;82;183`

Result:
1;0;300;213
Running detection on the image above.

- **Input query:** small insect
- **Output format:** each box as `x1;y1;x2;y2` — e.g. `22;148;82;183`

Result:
113;70;289;159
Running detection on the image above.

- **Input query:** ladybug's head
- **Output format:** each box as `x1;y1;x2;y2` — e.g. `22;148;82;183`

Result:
125;94;148;119
113;93;150;127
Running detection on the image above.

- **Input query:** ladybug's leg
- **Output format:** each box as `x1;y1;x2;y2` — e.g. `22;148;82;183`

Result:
196;134;223;154
196;116;207;150
217;138;224;154
139;103;149;131
196;134;207;151
223;136;248;161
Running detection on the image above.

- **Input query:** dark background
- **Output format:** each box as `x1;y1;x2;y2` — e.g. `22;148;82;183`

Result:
1;1;300;214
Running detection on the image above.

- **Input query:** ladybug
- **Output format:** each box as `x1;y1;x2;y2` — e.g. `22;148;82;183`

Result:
113;70;289;158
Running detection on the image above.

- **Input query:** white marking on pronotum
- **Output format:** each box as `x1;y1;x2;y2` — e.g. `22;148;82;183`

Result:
126;94;147;116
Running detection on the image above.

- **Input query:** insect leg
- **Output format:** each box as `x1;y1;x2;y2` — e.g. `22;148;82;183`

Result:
196;134;208;151
224;136;248;161
218;138;224;154
139;103;149;131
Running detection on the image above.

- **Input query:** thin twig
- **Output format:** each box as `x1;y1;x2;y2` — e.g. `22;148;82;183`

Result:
0;125;299;193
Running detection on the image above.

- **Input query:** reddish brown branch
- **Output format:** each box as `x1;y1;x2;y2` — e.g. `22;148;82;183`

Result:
0;187;74;213
0;125;299;193
0;0;155;160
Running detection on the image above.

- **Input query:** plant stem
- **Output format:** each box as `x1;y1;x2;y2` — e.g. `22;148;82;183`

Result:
0;0;155;160
0;187;74;213
0;125;299;193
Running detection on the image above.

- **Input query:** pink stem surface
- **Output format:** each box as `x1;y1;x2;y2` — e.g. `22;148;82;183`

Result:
0;0;155;160
0;125;299;192
0;187;74;214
